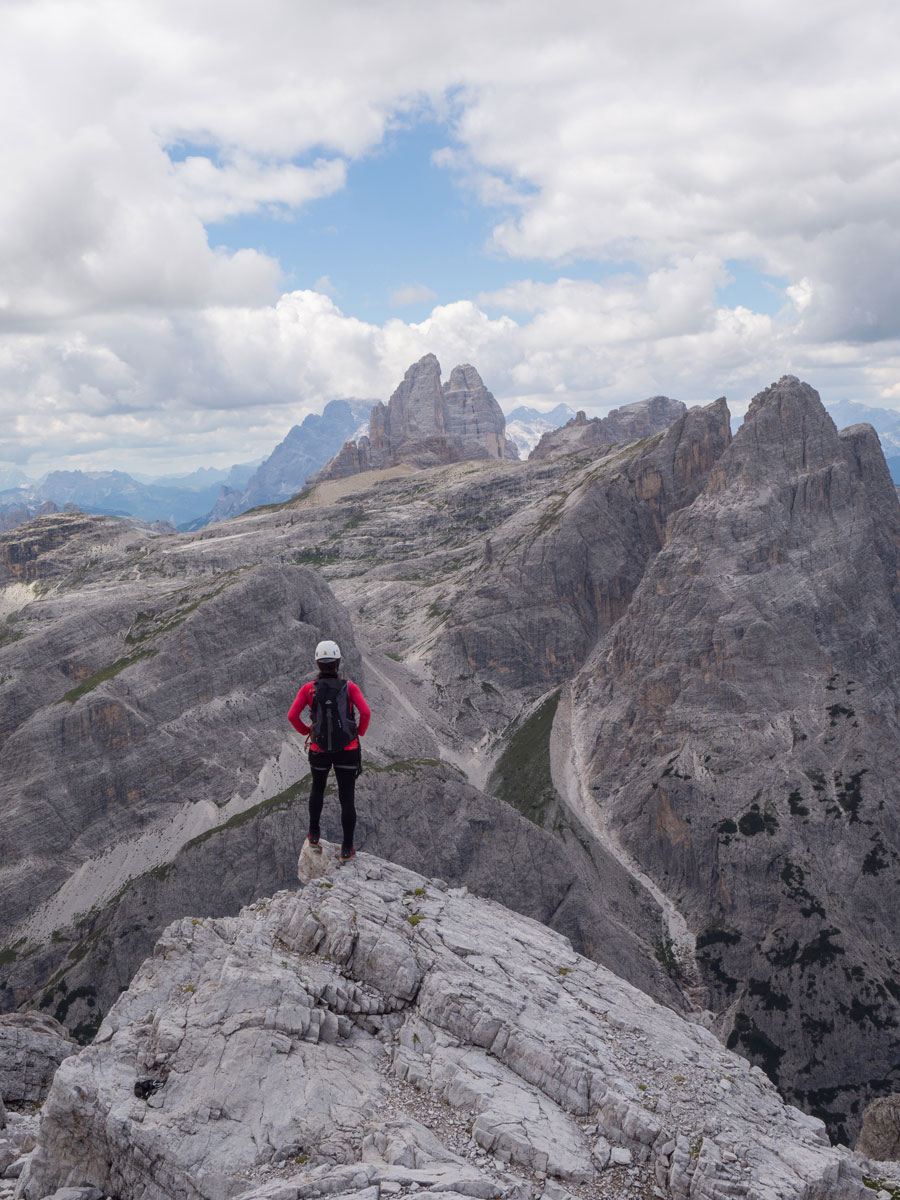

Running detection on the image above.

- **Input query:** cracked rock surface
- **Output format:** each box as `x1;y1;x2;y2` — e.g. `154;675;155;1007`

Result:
0;1014;75;1105
19;851;867;1200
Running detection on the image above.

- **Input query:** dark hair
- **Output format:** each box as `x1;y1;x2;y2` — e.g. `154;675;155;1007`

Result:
316;659;340;679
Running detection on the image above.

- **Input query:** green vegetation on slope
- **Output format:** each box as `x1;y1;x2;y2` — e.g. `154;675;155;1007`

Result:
488;689;561;827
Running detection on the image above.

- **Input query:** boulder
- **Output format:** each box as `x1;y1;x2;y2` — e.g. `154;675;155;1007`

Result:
856;1094;900;1160
0;1012;75;1104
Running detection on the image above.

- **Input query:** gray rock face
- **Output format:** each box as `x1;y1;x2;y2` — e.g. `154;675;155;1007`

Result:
431;398;731;695
0;553;359;969
529;396;687;460
1;758;678;1050
567;376;900;1140
0;512;165;586
0;1013;75;1104
18;856;867;1200
856;1094;900;1160
206;399;375;524
313;356;517;485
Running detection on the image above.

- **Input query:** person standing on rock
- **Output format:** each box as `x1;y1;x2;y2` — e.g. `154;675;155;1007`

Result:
288;640;371;863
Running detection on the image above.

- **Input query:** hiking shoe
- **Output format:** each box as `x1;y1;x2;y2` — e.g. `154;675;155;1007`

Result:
306;832;322;854
340;846;356;863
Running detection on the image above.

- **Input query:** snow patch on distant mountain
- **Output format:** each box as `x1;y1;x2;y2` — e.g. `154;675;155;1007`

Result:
504;402;575;455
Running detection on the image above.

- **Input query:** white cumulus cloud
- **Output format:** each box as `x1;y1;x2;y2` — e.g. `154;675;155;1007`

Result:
1;0;900;475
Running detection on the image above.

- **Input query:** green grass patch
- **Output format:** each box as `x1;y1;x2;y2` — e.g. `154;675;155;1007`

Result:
364;758;447;774
0;615;23;648
488;689;561;827
342;511;369;531
184;775;311;850
532;496;565;535
863;1178;900;1199
58;647;158;703
0;937;27;966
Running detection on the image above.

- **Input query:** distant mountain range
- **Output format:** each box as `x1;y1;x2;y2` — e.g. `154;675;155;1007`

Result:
504;402;575;455
3;395;898;535
0;469;240;531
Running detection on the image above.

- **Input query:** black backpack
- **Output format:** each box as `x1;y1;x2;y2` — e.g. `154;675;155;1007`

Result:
311;677;358;751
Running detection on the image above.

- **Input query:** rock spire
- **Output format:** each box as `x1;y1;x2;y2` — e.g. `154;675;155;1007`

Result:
311;354;518;484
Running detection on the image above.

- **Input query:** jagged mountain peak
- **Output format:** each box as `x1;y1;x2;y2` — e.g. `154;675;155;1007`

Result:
720;375;841;486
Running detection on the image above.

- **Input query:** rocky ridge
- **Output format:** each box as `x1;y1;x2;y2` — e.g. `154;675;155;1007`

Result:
312;356;517;485
529;399;687;461
15;850;874;1200
563;377;900;1139
206;399;375;525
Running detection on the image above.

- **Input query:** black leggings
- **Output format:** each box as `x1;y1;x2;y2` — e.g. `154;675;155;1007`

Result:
308;748;359;849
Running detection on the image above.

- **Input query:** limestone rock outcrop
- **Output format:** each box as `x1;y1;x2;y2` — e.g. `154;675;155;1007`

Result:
0;1013;75;1105
312;356;517;485
529;396;687;460
0;757;678;1050
856;1094;900;1161
18;855;867;1200
567;376;900;1141
0;512;165;586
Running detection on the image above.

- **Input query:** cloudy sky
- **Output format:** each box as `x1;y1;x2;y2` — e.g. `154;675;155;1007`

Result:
2;0;899;476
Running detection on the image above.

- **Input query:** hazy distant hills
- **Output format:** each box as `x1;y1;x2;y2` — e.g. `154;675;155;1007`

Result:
0;468;246;531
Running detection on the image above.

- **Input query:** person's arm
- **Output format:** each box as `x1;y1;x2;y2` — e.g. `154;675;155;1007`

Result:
347;681;371;736
288;682;314;735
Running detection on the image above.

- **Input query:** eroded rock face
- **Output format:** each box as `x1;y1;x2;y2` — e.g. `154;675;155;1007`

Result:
430;398;731;693
856;1094;900;1161
313;356;517;485
529;396;687;460
0;560;359;968
0;513;163;586
18;856;866;1200
568;376;900;1140
0;1012;75;1104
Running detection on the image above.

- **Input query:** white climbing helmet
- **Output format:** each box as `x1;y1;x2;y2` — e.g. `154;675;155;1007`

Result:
314;639;341;663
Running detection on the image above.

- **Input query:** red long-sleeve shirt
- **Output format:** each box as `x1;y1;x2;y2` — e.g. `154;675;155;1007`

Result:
287;679;371;751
